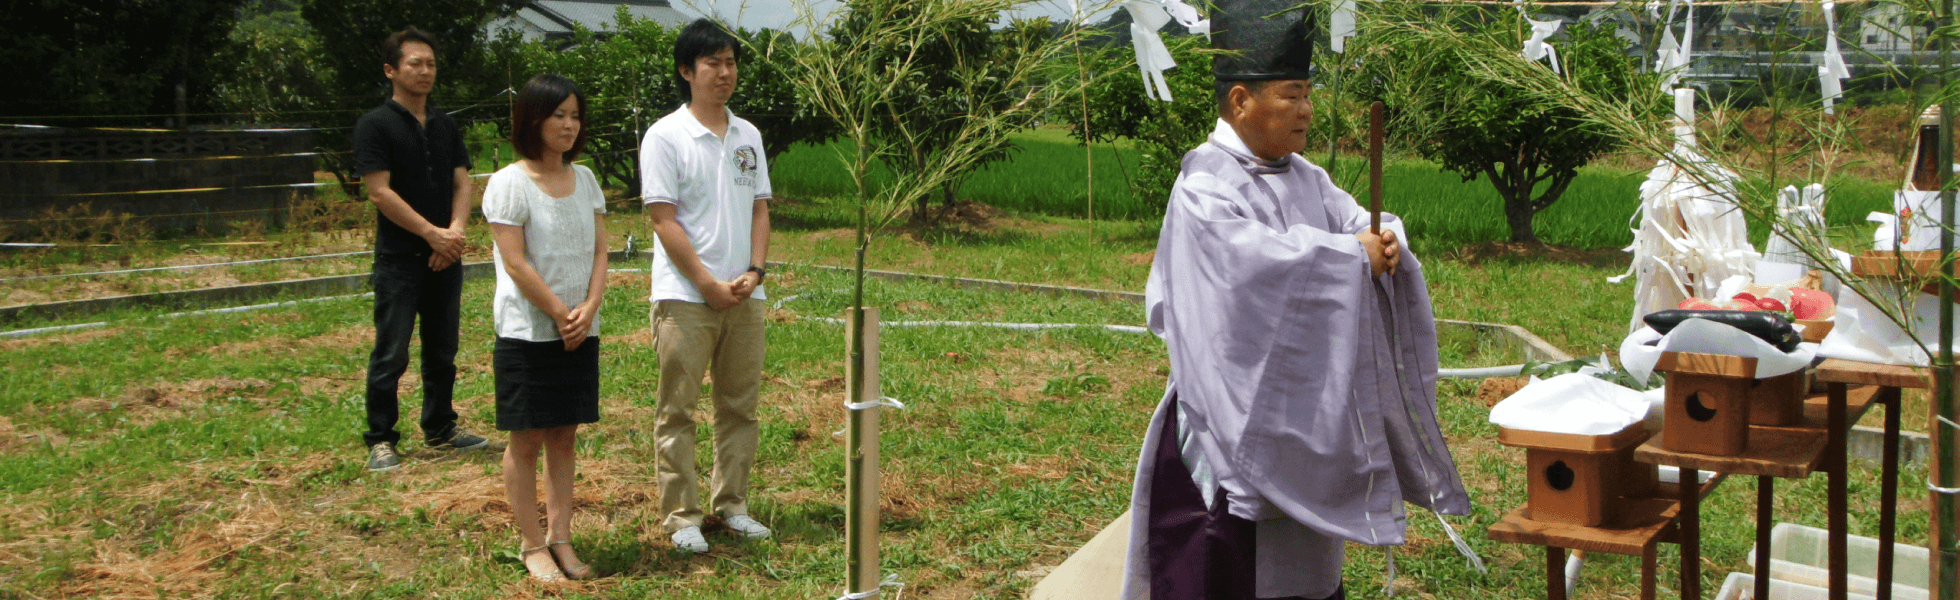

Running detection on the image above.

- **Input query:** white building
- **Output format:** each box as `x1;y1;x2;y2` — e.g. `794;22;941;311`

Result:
1859;2;1922;52
489;0;692;44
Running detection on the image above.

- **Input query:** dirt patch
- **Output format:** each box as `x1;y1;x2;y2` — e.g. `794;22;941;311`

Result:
928;200;1003;231
918;580;981;600
606;271;647;291
616;327;655;348
206;325;373;358
0;326;124;352
809;228;857;241
404;457;656;529
1121;250;1155;267
58;495;286;599
66;377;275;428
296;374;361;398
1476;377;1529;408
0;415;69;453
1441;241;1627;268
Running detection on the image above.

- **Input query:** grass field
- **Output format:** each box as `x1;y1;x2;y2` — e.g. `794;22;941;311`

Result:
0;118;1934;599
0;208;1932;599
770;128;1899;251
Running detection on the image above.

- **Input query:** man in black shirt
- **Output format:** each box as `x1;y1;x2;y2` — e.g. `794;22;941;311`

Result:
351;27;488;471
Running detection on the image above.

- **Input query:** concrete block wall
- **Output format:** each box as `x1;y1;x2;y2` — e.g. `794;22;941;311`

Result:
0;128;317;237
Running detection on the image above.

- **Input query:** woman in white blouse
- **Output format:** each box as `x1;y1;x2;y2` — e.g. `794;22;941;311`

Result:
482;74;607;582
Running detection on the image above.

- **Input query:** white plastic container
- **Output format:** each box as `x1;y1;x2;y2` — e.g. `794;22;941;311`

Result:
1716;572;1878;600
1746;523;1930;600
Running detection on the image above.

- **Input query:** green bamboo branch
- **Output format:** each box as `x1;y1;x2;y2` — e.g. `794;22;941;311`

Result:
1355;0;1954;358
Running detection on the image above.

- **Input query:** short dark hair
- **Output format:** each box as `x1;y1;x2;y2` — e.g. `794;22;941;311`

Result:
382;27;440;68
510;74;589;163
673;19;742;103
1215;80;1277;114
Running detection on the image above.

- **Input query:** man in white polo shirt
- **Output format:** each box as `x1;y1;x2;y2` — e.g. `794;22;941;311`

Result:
640;18;774;554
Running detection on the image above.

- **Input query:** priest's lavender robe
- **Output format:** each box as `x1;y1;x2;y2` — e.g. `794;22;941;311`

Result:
1122;120;1471;599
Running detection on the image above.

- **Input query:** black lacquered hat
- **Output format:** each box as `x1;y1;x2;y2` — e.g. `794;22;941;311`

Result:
1211;0;1316;81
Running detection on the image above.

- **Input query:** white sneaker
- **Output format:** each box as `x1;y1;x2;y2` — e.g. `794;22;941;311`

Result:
671;526;709;553
725;514;772;539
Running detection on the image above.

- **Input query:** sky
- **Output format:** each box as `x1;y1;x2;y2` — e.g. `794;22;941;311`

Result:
671;0;1123;34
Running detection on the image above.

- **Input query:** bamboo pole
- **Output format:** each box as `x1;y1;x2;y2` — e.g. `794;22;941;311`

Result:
1935;0;1957;590
1370;101;1384;235
845;305;882;597
1074;32;1094;225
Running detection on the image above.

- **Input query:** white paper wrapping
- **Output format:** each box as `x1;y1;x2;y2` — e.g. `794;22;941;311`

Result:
1654;0;1694;89
1611;136;1758;332
1818;1;1851;114
1330;0;1356;53
1521;18;1562;74
1818;283;1960;367
1488;373;1650;435
1759;184;1827;276
1620;319;1819;384
1895;190;1944;251
1122;0;1179;102
1641;386;1667;430
1872;211;1899;251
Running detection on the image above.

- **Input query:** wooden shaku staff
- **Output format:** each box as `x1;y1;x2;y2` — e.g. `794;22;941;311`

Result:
1370;101;1384;236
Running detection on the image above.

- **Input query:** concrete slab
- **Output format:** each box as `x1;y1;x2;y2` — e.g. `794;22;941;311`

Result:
1029;510;1132;600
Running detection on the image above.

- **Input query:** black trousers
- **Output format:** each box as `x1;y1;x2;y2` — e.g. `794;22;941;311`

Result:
362;253;463;447
1147;395;1346;600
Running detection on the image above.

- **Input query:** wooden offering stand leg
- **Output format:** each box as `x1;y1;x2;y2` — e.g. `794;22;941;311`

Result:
1547;546;1568;600
1830;382;1848;600
1758;475;1775;600
1880;387;1902;600
1643;547;1659;600
1681;467;1702;600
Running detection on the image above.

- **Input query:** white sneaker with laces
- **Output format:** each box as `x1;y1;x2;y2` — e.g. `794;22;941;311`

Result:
671;526;709;554
725;515;772;539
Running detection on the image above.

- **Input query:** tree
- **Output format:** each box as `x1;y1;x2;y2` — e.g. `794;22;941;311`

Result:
513;11;837;197
1053;34;1217;216
1;0;249;126
213;1;337;124
780;3;1087;594
828;3;1052;222
299;0;525;188
515;13;680;197
732;27;842;164
1352;14;1660;243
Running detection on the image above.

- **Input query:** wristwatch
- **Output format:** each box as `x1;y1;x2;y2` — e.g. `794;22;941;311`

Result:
746;265;767;282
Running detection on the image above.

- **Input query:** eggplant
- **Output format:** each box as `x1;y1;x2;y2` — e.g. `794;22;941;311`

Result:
1641;309;1803;352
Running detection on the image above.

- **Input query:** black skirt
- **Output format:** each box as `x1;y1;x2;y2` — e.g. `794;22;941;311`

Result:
493;336;601;431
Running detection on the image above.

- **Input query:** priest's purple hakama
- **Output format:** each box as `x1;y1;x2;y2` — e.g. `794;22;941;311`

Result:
1121;120;1472;600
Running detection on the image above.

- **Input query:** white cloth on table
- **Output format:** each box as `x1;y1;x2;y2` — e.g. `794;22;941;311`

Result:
1819;283;1960;367
1488;373;1649;436
1619;320;1818;385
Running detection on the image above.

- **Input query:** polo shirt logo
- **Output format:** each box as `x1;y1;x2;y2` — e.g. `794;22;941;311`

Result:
733;145;758;187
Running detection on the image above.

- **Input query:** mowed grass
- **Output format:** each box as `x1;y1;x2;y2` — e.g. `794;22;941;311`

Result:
0;265;1169;599
1;211;1930;599
0;125;1923;597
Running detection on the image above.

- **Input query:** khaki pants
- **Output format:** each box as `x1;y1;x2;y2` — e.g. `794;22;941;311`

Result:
651;299;766;532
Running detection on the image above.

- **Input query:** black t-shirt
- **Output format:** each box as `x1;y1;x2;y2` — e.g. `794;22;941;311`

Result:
353;99;473;255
